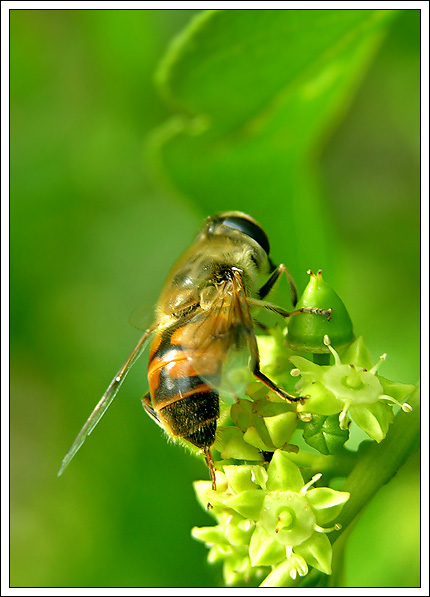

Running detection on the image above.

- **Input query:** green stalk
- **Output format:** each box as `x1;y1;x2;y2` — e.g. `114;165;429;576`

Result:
284;447;357;479
332;384;420;542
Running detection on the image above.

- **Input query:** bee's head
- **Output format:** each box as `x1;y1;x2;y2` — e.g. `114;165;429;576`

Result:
204;211;271;257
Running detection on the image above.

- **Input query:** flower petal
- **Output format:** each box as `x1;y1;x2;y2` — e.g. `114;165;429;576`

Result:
249;525;286;567
264;412;297;448
349;401;393;442
266;450;304;492
306;487;350;525
223;464;267;493
224;490;265;520
340;336;373;369
294;532;333;575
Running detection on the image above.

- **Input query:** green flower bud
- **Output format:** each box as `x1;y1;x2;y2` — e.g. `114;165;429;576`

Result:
230;398;254;431
287;270;354;354
191;525;229;547
224;512;255;547
217;426;264;461
302;413;350;454
223;464;268;493
222;553;253;586
243;426;272;451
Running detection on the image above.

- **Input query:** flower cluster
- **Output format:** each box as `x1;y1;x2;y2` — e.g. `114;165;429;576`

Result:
192;450;349;586
190;270;416;587
290;335;414;444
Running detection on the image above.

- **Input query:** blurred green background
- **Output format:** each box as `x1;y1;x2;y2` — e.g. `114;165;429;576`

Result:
10;9;420;588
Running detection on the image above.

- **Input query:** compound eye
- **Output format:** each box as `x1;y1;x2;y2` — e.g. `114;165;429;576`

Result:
222;215;270;254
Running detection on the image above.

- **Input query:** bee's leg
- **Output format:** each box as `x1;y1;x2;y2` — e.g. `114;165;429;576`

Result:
254;320;270;333
203;446;217;491
274;305;332;321
248;332;304;404
141;392;163;427
252;363;304;403
258;263;298;306
249;298;332;321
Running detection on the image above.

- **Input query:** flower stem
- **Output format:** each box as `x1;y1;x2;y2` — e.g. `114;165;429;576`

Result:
284;447;357;480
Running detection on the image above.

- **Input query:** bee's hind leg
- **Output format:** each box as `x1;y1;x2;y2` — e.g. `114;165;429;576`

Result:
252;364;304;404
142;392;164;427
258;263;298;306
248;332;305;404
203;446;217;492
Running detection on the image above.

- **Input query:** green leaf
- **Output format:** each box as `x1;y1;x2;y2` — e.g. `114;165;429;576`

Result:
334;386;420;540
150;10;397;276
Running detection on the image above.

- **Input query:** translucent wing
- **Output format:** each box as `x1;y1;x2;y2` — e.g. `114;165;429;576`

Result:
177;270;257;397
57;326;154;476
128;304;155;331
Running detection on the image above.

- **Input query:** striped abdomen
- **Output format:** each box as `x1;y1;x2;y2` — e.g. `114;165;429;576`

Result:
147;321;220;449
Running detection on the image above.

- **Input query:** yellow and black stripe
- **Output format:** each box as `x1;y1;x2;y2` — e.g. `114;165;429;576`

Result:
146;319;219;449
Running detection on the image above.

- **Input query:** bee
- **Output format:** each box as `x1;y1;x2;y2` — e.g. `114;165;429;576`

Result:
58;211;331;487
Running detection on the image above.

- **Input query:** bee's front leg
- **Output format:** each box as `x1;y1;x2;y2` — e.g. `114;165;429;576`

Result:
258;263;298;306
